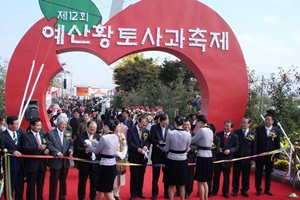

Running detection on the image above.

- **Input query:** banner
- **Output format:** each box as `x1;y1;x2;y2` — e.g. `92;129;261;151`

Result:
76;87;88;96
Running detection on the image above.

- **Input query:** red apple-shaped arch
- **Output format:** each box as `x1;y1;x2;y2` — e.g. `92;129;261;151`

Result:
6;0;248;131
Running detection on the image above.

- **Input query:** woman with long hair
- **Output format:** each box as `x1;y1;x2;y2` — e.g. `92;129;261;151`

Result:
112;119;128;200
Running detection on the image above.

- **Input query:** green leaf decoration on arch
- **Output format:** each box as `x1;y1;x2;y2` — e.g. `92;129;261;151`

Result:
39;0;102;34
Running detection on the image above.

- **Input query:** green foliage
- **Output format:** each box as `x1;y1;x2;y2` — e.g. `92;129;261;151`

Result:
113;54;160;92
274;159;289;171
245;68;262;129
0;57;7;116
159;60;196;87
266;66;300;143
246;66;300;145
111;55;200;118
111;78;198;119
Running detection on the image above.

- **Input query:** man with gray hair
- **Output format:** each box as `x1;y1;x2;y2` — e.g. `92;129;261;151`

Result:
46;115;74;200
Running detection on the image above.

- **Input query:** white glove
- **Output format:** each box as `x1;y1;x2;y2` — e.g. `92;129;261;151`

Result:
84;139;92;145
116;151;125;159
91;140;98;147
91;153;96;161
142;150;149;159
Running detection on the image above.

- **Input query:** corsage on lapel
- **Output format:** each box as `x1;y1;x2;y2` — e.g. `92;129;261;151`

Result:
42;138;47;144
65;133;71;140
212;142;216;149
166;128;171;135
143;133;148;140
269;131;277;141
246;134;255;141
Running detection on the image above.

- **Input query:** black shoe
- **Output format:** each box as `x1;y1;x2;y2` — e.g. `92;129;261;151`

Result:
137;193;145;199
185;193;189;199
129;196;135;200
256;191;261;196
264;191;273;196
174;191;179;197
151;195;157;200
210;192;217;197
223;194;229;198
231;192;237;197
114;196;121;200
241;191;249;197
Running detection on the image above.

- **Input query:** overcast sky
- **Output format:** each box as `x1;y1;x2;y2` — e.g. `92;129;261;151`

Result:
1;0;299;89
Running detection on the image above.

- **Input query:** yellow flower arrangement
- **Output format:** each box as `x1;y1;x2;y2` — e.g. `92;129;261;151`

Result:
42;138;47;144
212;142;216;149
143;133;148;140
65;133;71;140
269;132;277;141
246;134;255;141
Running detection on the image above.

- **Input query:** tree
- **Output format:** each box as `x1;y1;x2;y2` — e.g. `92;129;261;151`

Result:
111;78;198;118
158;59;196;87
265;66;300;142
0;57;8;116
245;68;263;128
113;53;160;92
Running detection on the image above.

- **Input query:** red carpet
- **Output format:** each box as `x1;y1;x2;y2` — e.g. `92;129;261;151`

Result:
1;166;298;199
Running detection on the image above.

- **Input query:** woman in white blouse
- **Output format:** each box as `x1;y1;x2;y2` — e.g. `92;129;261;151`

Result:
159;115;191;200
87;119;119;200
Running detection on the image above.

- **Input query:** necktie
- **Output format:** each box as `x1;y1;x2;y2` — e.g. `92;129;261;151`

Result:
139;130;143;139
35;133;40;146
243;129;247;138
13;131;18;145
60;132;63;144
224;133;228;144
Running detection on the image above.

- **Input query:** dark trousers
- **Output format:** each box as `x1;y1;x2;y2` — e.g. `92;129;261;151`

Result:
185;164;195;195
5;168;24;200
26;168;46;200
212;163;231;195
208;160;216;195
77;165;97;200
152;166;168;196
49;167;69;200
232;160;251;193
255;156;273;192
130;165;146;197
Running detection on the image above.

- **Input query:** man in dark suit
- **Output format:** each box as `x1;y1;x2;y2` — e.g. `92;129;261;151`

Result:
22;118;49;200
46;115;74;200
74;121;100;200
69;108;82;140
212;120;239;198
255;114;280;196
122;110;134;128
127;115;150;200
149;114;173;199
232;117;257;197
0;115;24;200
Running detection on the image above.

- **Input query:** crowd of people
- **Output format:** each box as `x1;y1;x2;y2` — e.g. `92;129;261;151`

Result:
0;103;281;200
